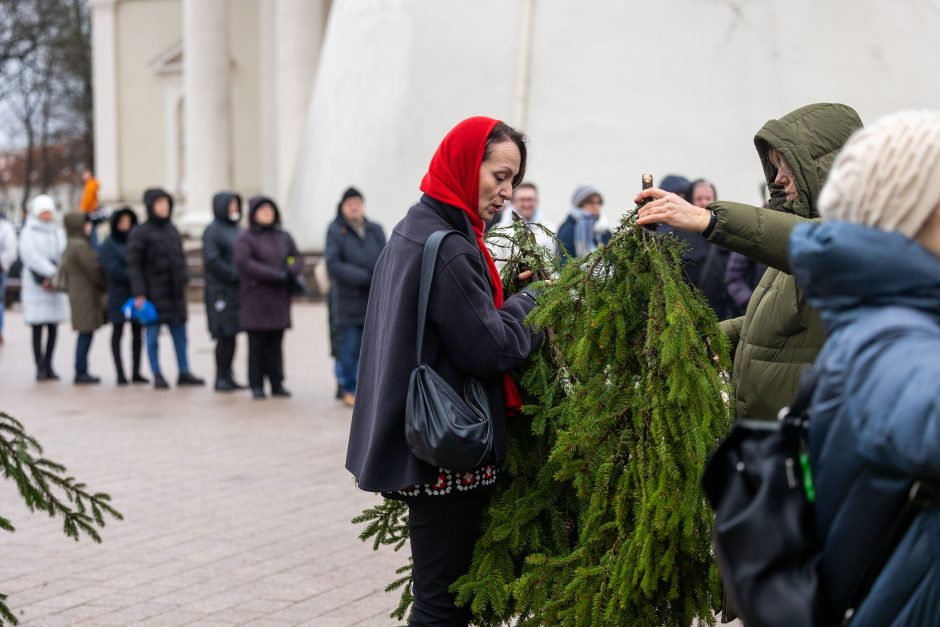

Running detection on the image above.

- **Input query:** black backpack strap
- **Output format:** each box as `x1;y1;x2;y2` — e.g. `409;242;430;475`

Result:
415;230;463;365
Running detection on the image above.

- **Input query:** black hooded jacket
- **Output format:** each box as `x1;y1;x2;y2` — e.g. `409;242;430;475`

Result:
202;192;242;338
126;188;189;325
98;207;139;324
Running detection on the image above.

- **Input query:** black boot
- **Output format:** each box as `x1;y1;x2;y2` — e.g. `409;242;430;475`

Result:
214;377;236;392
132;373;149;384
251;387;267;400
36;365;49;381
153;374;169;390
178;372;205;386
271;385;291;398
75;373;101;385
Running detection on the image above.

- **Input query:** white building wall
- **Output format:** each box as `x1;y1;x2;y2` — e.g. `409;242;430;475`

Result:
286;0;940;251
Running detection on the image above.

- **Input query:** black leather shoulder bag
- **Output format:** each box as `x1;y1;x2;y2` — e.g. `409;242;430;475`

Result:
404;229;494;472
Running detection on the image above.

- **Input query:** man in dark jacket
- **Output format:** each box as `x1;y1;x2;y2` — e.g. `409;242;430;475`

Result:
127;188;205;389
325;187;386;407
98;207;147;384
203;191;245;392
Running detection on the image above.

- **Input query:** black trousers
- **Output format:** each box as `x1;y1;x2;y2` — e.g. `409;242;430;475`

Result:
215;335;237;380
31;323;57;370
111;320;143;378
406;492;491;626
247;330;284;390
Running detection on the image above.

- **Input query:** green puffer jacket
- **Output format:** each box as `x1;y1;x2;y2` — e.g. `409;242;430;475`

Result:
710;103;862;419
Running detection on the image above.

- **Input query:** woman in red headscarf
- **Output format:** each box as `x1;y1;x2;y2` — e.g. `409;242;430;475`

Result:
346;117;542;625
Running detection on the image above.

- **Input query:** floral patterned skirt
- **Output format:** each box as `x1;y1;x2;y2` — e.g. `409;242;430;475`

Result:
396;465;497;497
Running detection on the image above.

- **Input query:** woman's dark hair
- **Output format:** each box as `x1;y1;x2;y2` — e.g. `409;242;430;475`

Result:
688;178;718;201
483;122;527;188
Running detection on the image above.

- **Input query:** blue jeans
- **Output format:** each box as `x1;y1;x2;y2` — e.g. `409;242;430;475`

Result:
75;332;93;375
337;324;363;395
145;323;190;377
0;272;7;336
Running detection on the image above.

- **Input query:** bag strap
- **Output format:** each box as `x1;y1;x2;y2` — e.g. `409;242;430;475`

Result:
842;479;937;625
415;230;464;365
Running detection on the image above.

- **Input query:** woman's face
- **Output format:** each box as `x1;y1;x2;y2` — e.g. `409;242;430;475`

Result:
769;148;798;201
116;214;132;233
580;194;604;216
254;204;276;226
478;140;521;223
691;183;716;208
341;197;364;224
228;198;241;222
38;210;54;223
152;197;171;219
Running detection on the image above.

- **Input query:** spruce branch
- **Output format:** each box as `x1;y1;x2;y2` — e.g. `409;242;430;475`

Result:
0;410;123;625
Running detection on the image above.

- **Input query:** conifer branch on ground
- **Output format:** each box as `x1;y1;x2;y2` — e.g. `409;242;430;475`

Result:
0;410;123;625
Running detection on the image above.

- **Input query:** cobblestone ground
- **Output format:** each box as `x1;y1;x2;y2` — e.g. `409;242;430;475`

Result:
0;303;404;626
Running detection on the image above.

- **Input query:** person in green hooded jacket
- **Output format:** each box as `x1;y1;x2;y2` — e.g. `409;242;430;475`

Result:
636;103;863;419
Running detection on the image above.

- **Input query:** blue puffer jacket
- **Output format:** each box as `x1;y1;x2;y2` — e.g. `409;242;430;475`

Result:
790;221;940;626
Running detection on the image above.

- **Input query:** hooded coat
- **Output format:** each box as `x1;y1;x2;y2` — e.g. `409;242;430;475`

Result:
60;213;106;333
18;199;69;325
233;197;302;332
202;192;242;338
707;103;862;419
98;208;139;324
126;188;189;325
789;222;940;625
325;210;386;327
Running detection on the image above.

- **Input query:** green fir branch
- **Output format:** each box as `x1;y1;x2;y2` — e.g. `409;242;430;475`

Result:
0;410;123;625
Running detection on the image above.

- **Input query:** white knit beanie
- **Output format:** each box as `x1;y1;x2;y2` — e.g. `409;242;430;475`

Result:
819;110;940;237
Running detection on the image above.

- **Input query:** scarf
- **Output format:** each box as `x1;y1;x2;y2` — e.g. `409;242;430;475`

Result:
569;206;600;257
419;116;523;415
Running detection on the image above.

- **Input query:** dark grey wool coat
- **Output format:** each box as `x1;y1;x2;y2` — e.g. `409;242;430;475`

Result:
126;188;189;325
325;215;386;326
202;192;242;338
345;195;542;493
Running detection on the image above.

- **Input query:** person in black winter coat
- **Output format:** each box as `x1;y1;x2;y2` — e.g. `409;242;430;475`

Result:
203;191;245;392
325;187;386;407
234;196;303;399
98;207;147;384
723;252;768;317
126;188;205;389
346;117;542;626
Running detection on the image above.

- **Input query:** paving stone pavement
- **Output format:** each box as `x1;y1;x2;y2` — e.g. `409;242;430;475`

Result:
0;303;405;626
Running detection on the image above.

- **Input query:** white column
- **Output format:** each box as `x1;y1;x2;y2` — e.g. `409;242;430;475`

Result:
258;0;277;196
90;0;119;202
181;0;231;233
275;0;326;204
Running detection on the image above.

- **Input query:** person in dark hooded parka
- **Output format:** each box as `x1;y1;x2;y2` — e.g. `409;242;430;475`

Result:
126;187;205;389
203;191;245;391
234;196;303;399
98;206;147;384
324;187;386;407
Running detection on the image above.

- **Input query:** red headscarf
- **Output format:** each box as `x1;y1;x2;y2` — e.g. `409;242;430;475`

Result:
420;116;523;415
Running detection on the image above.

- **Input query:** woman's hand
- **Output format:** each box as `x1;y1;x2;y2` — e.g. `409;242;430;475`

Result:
517;270;534;282
634;188;712;233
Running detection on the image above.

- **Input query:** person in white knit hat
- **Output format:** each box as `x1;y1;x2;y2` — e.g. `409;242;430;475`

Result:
786;110;940;625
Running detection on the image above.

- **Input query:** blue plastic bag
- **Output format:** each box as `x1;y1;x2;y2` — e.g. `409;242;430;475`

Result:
121;297;159;326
